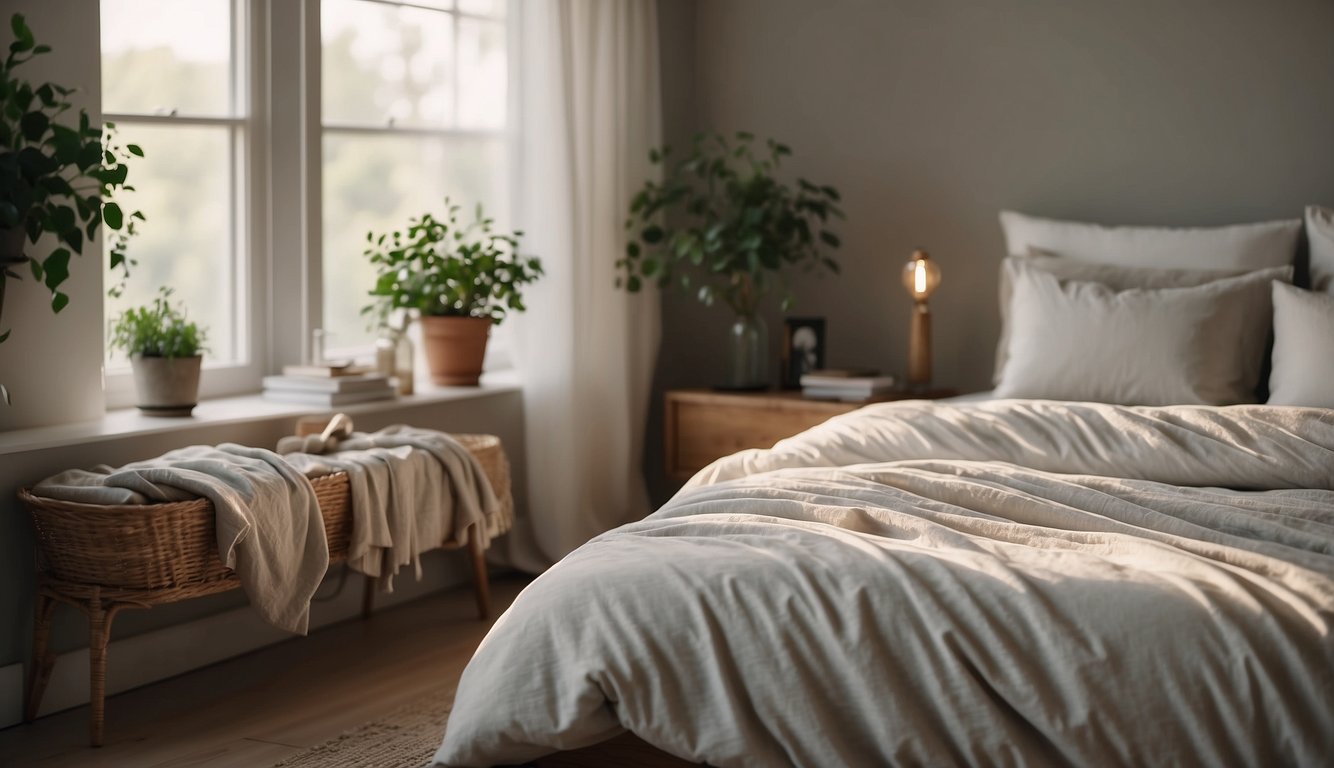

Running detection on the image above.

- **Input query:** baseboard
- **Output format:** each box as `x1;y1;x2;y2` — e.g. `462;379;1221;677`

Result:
0;557;473;729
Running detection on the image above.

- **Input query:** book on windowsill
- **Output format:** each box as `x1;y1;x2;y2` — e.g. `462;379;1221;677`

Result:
799;373;899;394
281;363;374;378
262;387;397;407
263;373;393;394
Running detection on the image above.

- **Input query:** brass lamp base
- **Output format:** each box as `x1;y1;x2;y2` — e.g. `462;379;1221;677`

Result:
907;301;931;389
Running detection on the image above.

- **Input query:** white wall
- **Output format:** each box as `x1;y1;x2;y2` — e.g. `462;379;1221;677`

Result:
0;0;107;431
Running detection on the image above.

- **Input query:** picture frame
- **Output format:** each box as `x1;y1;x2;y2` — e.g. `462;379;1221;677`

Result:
782;317;826;389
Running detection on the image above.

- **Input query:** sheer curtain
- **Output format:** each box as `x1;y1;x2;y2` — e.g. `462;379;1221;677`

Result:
502;0;662;570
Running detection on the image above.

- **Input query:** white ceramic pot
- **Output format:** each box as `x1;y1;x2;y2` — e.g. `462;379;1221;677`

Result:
130;355;202;417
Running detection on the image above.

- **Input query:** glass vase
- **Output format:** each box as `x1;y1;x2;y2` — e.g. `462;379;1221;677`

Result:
394;329;415;396
723;313;769;390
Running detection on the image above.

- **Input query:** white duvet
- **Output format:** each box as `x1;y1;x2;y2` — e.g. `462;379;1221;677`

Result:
435;400;1334;767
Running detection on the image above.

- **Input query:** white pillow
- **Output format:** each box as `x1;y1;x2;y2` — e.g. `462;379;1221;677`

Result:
1305;205;1334;293
994;261;1290;406
999;211;1301;268
992;254;1249;386
1268;282;1334;407
993;212;1302;385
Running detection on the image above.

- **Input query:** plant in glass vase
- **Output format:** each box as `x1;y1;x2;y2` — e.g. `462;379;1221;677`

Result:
362;199;543;386
618;131;843;389
0;13;144;404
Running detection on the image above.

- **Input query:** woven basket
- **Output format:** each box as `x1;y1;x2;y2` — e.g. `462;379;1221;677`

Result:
20;433;511;593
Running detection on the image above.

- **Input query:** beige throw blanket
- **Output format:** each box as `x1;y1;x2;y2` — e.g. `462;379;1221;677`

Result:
32;444;328;635
280;425;505;589
436;400;1334;767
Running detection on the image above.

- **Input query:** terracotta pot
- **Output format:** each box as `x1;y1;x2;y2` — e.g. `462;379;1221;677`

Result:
130;355;202;417
419;315;491;386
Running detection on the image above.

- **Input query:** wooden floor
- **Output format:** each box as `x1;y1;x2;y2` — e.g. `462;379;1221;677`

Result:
0;575;532;768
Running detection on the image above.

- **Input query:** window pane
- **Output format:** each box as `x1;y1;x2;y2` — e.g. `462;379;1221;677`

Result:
457;18;506;129
105;124;240;365
322;0;456;128
322;134;508;350
101;0;235;117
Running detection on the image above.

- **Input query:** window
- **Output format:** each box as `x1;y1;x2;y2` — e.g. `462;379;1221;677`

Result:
100;0;252;383
321;0;510;353
97;0;513;399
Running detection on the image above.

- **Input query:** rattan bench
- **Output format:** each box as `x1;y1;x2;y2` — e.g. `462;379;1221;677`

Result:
17;433;511;747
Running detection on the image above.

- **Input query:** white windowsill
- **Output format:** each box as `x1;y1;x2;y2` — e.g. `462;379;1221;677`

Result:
0;370;522;456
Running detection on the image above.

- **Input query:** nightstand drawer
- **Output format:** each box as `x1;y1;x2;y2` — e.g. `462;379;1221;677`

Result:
663;387;960;482
664;390;860;481
672;401;835;474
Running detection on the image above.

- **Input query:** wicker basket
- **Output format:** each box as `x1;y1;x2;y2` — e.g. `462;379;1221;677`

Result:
19;433;511;593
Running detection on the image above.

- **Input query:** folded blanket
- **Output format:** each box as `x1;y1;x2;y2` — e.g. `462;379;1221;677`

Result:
279;425;506;589
32;444;328;634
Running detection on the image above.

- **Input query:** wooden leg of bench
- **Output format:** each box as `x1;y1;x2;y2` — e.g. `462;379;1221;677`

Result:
87;598;122;748
468;528;491;621
361;573;376;620
24;591;56;723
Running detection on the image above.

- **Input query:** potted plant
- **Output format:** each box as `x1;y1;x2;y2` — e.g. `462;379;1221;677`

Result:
109;288;207;416
617;131;843;389
0;13;144;404
363;199;543;386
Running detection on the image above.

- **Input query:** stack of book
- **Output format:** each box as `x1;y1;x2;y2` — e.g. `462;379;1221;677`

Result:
262;364;397;407
800;369;900;401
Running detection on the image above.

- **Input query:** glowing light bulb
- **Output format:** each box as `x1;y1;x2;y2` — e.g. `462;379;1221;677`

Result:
900;250;941;301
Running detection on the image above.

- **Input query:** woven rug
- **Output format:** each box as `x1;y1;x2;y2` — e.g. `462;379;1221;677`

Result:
271;691;696;768
272;691;452;768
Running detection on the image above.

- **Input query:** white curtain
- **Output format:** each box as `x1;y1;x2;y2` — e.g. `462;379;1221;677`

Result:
502;0;663;570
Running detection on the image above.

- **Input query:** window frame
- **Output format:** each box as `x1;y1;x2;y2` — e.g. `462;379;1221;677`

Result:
319;0;514;364
101;0;268;407
99;0;517;407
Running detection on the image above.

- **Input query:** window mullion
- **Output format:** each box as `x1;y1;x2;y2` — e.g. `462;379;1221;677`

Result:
101;113;245;127
265;0;322;371
322;122;502;139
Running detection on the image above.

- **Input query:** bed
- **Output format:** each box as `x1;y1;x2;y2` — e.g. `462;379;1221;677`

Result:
433;209;1334;767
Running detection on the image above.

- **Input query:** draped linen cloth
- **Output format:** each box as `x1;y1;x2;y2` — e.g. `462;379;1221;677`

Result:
505;0;663;570
280;425;506;589
32;444;327;635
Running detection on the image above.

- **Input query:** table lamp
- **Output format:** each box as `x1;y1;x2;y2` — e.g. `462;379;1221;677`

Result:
901;249;941;390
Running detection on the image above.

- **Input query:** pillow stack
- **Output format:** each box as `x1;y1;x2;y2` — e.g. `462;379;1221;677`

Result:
993;210;1310;406
1268;207;1334;407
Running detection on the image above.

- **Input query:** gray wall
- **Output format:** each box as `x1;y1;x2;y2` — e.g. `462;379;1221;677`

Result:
647;0;1334;501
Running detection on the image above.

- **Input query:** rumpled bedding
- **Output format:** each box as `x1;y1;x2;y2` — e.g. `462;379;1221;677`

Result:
435;400;1334;767
31;444;327;634
280;425;506;589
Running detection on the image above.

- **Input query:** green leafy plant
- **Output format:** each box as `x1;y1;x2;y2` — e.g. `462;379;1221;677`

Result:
362;199;543;327
1;13;145;403
617;131;843;316
109;287;206;358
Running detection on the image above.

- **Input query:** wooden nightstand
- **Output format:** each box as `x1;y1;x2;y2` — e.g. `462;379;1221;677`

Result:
664;387;957;482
